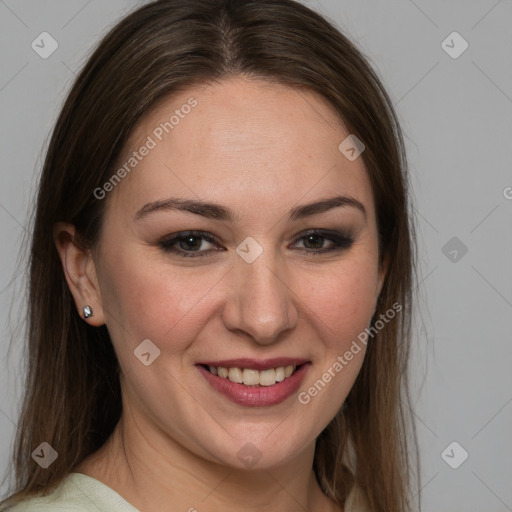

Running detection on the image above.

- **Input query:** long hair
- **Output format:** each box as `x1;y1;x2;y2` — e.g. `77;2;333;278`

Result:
1;1;419;510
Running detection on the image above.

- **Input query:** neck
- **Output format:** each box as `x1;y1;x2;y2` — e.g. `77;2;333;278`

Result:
75;414;340;512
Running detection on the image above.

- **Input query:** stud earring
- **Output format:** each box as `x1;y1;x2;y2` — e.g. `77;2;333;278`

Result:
83;306;93;319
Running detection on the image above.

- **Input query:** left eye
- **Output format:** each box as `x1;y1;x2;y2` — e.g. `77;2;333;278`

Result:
295;233;336;251
292;230;354;254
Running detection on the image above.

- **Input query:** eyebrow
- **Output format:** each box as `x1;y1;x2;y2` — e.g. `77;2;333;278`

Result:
134;194;367;223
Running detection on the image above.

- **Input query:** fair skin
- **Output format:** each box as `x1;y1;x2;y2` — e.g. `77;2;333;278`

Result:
55;77;386;512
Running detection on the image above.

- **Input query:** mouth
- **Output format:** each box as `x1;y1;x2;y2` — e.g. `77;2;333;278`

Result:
195;358;311;407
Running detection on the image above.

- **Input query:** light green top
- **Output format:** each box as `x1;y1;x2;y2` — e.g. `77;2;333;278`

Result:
5;473;139;512
5;472;370;511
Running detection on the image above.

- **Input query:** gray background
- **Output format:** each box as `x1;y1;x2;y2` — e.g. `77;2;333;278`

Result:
1;1;511;510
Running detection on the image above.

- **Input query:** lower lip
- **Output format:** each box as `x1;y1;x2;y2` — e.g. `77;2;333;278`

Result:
196;364;310;407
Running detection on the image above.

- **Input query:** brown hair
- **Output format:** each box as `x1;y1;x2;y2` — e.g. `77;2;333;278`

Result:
1;0;419;510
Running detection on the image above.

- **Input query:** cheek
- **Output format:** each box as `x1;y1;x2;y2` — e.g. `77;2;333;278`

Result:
300;259;379;345
294;261;378;415
97;247;227;363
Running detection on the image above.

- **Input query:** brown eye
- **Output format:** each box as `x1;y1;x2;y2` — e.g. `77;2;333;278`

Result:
176;235;205;251
158;231;221;258
293;230;354;254
303;234;327;249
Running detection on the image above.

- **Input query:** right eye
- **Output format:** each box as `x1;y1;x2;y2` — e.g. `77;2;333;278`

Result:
157;231;223;258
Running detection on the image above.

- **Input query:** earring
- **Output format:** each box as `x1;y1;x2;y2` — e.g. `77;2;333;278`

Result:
83;306;93;319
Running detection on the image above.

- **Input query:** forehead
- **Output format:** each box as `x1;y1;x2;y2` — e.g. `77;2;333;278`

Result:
107;77;375;223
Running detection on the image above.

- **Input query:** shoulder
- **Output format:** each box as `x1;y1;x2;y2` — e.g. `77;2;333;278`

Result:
4;473;139;512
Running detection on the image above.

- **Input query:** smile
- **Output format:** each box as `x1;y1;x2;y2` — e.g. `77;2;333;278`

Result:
196;359;310;407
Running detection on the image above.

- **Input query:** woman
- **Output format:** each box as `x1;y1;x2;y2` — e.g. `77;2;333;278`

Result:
0;0;419;510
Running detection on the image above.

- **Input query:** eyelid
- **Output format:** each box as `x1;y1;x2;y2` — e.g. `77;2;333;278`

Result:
294;228;353;241
158;230;217;245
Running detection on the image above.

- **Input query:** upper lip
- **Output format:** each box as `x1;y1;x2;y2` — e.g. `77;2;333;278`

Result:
197;358;310;371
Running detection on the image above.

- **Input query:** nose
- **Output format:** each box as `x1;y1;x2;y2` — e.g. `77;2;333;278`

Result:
221;248;299;346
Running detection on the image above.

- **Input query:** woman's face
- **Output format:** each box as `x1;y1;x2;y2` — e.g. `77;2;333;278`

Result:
91;77;385;469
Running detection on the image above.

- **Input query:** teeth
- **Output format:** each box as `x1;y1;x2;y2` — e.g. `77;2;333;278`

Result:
259;369;276;386
208;364;297;386
228;367;243;383
242;368;260;386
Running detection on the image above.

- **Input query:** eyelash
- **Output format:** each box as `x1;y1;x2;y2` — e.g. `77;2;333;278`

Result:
157;230;354;258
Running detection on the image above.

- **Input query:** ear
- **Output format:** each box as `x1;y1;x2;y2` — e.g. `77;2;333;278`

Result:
53;222;105;326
